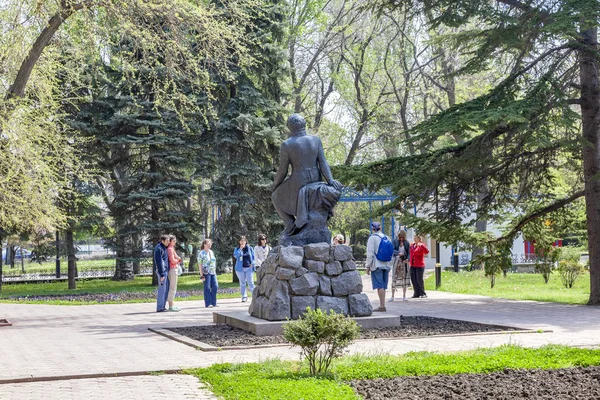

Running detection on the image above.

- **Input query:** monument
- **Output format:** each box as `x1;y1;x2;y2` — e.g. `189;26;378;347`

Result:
271;114;342;246
248;114;373;320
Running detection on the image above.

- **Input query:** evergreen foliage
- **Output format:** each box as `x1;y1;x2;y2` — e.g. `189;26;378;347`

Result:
209;0;288;267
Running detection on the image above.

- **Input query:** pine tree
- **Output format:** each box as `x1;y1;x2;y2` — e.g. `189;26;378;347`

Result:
337;0;600;303
71;52;209;281
209;0;288;268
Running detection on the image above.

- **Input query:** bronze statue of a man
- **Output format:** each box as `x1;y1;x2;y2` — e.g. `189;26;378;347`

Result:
271;114;342;245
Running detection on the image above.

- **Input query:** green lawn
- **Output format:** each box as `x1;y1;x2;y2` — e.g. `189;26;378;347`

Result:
425;270;590;304
190;345;600;400
0;273;241;305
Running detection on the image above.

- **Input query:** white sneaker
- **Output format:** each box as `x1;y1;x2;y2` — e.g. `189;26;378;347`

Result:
241;297;248;303
208;305;214;308
403;297;408;302
387;297;395;302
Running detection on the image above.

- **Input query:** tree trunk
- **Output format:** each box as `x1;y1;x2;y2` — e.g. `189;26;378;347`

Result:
0;232;3;292
345;111;368;165
6;3;87;99
131;232;141;275
579;27;600;305
288;40;302;113
20;248;25;273
113;224;134;281
65;228;77;290
8;245;15;268
189;245;198;272
149;142;160;286
232;255;239;283
471;178;490;268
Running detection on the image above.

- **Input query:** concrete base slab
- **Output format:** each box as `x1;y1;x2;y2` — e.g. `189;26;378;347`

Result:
213;310;401;336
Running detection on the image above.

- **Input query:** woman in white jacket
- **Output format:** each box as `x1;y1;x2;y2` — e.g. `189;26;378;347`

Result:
253;233;271;269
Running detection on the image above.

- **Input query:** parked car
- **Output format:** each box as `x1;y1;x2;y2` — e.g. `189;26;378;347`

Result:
2;247;32;262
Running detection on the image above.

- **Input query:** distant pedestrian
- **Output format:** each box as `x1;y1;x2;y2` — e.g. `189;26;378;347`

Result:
389;230;410;302
410;235;430;298
333;234;344;246
166;235;182;312
153;234;170;312
234;235;255;302
198;238;218;308
253;234;271;269
366;222;394;312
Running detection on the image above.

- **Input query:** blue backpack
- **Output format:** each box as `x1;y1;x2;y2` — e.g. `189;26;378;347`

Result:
375;234;394;262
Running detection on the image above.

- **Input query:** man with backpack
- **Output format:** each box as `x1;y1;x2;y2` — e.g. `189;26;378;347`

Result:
366;222;394;312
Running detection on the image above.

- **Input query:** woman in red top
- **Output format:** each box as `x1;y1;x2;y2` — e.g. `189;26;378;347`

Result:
410;235;429;299
166;235;182;312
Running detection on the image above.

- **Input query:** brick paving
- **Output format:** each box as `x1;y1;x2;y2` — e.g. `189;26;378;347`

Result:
1;274;599;398
0;374;213;400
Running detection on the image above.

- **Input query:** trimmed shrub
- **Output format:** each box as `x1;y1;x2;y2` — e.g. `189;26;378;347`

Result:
557;259;584;289
283;308;360;375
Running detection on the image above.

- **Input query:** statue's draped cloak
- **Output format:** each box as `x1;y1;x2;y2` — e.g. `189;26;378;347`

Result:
271;165;340;231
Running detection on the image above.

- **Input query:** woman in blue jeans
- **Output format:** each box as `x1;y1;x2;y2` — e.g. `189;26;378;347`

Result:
233;236;255;302
198;239;218;308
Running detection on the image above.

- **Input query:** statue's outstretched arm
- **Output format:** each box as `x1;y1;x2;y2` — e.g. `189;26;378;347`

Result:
272;143;290;191
317;138;343;190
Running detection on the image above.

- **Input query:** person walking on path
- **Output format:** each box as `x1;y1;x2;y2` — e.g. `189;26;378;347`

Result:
166;235;182;312
153;234;170;312
389;230;411;302
365;222;394;312
333;234;344;245
198;239;218;308
410;235;430;298
253;234;271;269
234;235;255;302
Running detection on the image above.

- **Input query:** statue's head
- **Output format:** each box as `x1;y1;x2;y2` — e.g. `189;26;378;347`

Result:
287;114;306;135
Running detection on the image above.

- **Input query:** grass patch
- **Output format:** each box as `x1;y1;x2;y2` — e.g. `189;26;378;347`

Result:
190;345;600;400
425;270;590;304
190;359;357;400
0;274;241;305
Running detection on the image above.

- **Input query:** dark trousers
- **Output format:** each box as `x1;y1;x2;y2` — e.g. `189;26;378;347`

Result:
156;272;170;311
410;267;426;297
203;274;218;307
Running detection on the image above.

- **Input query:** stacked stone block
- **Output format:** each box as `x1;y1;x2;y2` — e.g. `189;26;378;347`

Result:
249;243;372;321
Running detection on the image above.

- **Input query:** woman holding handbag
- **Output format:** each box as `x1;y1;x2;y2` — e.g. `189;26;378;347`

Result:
253;233;271;269
166;235;182;312
233;235;255;302
198;239;218;308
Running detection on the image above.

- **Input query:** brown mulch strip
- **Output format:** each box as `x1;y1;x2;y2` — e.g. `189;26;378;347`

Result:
168;316;520;347
350;366;600;400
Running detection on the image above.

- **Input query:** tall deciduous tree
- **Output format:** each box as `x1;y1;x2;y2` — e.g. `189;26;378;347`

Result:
0;0;259;236
338;0;600;304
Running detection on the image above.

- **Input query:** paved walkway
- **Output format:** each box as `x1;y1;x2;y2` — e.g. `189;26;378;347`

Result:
1;275;599;398
0;374;212;400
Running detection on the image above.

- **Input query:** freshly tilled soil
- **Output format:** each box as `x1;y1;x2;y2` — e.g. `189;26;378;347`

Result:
168;316;520;347
350;366;600;400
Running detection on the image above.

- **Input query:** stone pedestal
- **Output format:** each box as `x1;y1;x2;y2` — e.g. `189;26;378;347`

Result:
249;243;373;321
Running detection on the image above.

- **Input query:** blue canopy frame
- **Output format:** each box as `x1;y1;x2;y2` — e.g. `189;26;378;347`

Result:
338;187;417;237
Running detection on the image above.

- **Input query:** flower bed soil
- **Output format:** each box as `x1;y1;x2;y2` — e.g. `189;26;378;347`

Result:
168;316;520;347
350;366;600;399
3;288;239;303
